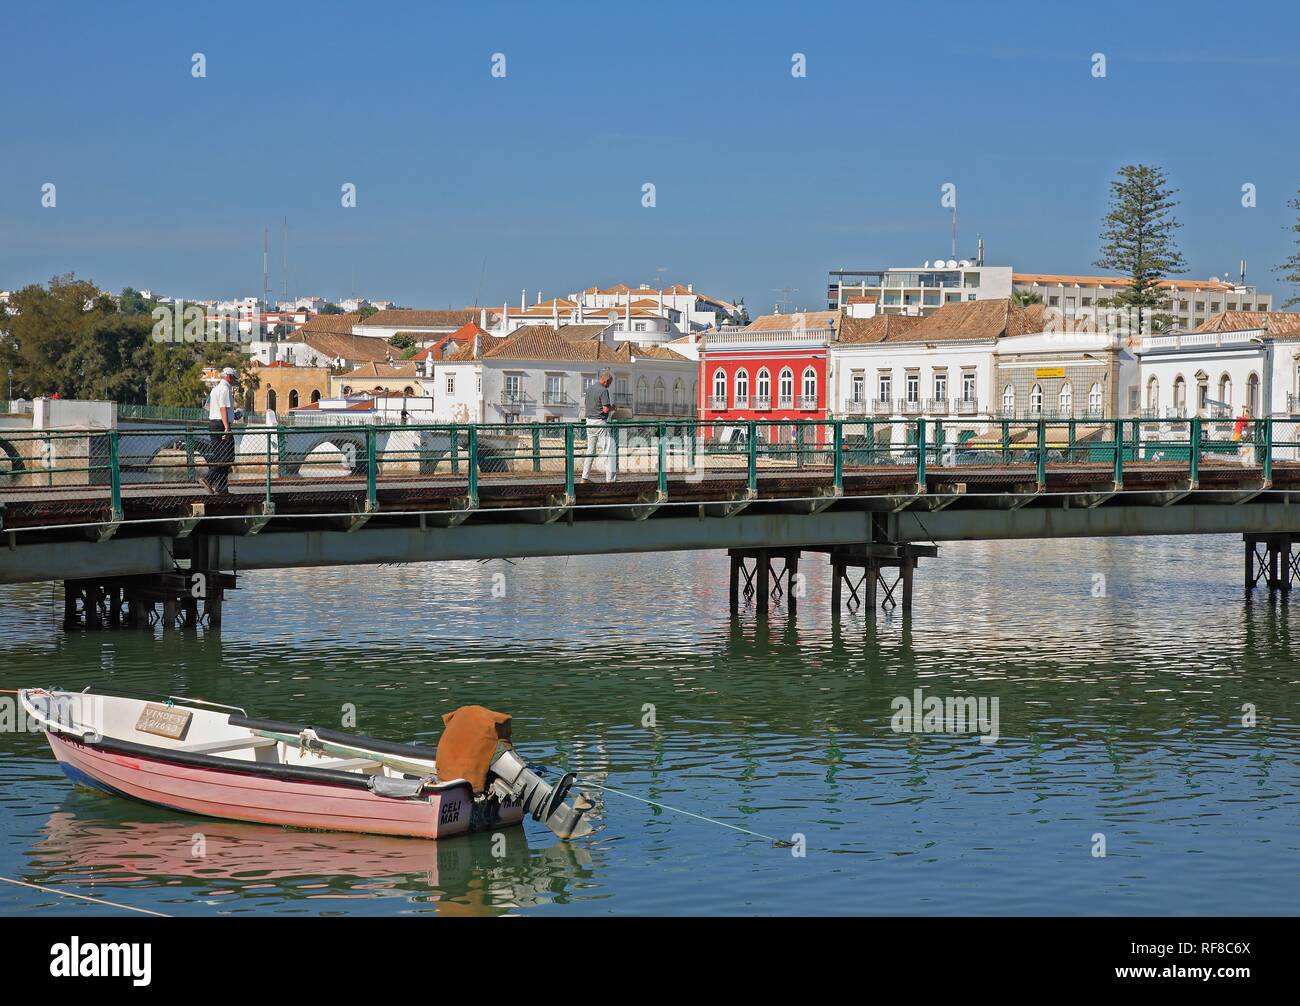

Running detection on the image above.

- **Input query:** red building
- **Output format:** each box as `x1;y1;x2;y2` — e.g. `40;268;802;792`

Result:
698;311;837;443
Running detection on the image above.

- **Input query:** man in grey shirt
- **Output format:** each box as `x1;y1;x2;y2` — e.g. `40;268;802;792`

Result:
581;370;618;482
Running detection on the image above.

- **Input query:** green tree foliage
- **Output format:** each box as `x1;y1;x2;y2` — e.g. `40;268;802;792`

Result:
1094;164;1187;332
356;304;378;320
388;332;414;350
1011;290;1043;307
0;275;250;406
1276;187;1300;309
319;303;344;315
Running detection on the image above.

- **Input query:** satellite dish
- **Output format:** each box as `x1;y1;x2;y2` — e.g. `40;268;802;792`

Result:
945;259;957;268
958;259;970;267
607;310;619;324
923;261;930;268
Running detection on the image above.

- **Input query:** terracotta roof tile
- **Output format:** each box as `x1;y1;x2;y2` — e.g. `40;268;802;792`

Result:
360;308;482;329
1192;310;1300;335
286;329;394;363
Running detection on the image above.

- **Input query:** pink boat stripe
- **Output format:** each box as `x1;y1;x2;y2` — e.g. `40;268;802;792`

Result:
48;734;471;839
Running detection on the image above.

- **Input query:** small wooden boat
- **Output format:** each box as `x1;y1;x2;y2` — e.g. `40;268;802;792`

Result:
19;689;592;841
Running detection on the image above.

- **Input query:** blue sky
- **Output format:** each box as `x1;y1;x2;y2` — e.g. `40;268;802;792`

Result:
3;0;1299;312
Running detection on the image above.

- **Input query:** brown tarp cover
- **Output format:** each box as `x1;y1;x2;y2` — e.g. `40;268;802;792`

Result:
436;706;512;793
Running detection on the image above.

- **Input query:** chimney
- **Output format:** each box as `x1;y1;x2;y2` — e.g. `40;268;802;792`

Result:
520;289;526;310
472;332;480;358
552;299;559;329
688;283;693;293
536;290;542;305
480;307;487;329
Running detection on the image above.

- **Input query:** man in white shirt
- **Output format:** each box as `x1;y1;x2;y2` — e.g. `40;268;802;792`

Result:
201;367;238;494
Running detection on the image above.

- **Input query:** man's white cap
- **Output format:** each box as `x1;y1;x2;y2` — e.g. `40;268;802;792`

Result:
221;367;238;378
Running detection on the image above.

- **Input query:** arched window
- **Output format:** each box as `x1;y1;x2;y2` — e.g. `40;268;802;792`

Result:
712;368;726;407
636;377;649;406
1247;372;1260;416
1146;376;1159;409
288;389;299;409
1218;374;1231;408
673;379;684;405
778;368;794;406
1029;384;1043;415
310;389;321;404
734;368;749;406
1088;382;1102;415
1002;384;1015;416
1058;382;1072;416
266;388;277;412
654;377;666;405
756;368;771;406
801;367;817;406
1173;375;1186;412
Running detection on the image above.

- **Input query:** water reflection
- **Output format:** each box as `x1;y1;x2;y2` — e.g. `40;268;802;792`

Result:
2;536;1298;914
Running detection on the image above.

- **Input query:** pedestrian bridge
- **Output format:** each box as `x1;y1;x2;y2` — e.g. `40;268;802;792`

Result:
1;416;1298;623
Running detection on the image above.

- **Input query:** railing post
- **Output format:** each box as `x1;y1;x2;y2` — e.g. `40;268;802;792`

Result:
365;425;378;510
531;425;541;473
1067;418;1076;461
265;427;274;505
934;418;945;466
746;419;757;496
108;429;122;519
1262;417;1273;484
185;426;196;482
1189;417;1201;486
1113;418;1124;488
467;424;479;505
915;417;926;490
657;421;668;497
450;427;460;473
1000;419;1010;462
564;422;575;498
1036;419;1047;489
833;419;843;493
277;425;289;478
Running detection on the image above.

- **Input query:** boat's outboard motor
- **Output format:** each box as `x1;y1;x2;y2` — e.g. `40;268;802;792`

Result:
488;745;593;839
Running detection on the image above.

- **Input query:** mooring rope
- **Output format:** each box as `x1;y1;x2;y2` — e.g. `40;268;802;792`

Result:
579;781;793;847
0;875;173;917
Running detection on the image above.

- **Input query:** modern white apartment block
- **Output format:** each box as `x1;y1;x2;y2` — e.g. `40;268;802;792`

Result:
828;262;1015;316
1013;273;1273;332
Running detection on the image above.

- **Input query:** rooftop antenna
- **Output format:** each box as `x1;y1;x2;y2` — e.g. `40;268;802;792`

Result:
773;286;799;314
262;225;269;309
977;237;984;267
282;217;288;303
1240;259;1247;286
951;201;957;259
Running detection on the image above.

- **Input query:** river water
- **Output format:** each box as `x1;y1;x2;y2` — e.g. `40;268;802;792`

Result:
0;535;1296;916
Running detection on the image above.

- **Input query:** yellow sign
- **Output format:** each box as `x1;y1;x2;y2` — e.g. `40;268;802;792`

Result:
1034;367;1066;379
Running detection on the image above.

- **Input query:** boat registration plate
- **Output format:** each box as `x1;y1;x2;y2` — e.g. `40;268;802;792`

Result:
136;704;193;740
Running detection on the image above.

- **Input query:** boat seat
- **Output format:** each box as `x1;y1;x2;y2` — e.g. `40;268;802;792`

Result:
176;735;280;754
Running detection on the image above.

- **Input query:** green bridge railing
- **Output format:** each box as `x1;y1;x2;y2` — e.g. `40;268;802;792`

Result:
0;417;1293;522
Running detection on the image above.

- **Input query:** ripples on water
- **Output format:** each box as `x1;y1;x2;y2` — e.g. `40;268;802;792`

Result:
1;535;1296;915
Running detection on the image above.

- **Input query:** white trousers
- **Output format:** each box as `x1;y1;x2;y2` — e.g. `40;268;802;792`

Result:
581;420;618;481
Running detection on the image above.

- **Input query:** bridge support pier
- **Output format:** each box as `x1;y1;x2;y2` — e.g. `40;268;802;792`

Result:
728;548;801;616
1244;533;1298;601
61;570;236;631
826;543;936;614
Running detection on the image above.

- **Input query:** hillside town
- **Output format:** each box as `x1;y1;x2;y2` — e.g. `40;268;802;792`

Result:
4;261;1300;446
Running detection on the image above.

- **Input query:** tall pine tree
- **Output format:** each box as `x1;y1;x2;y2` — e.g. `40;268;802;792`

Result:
1094;164;1187;333
1276;187;1300;308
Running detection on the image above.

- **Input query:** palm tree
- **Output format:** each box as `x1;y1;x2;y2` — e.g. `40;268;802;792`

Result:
1011;290;1043;307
